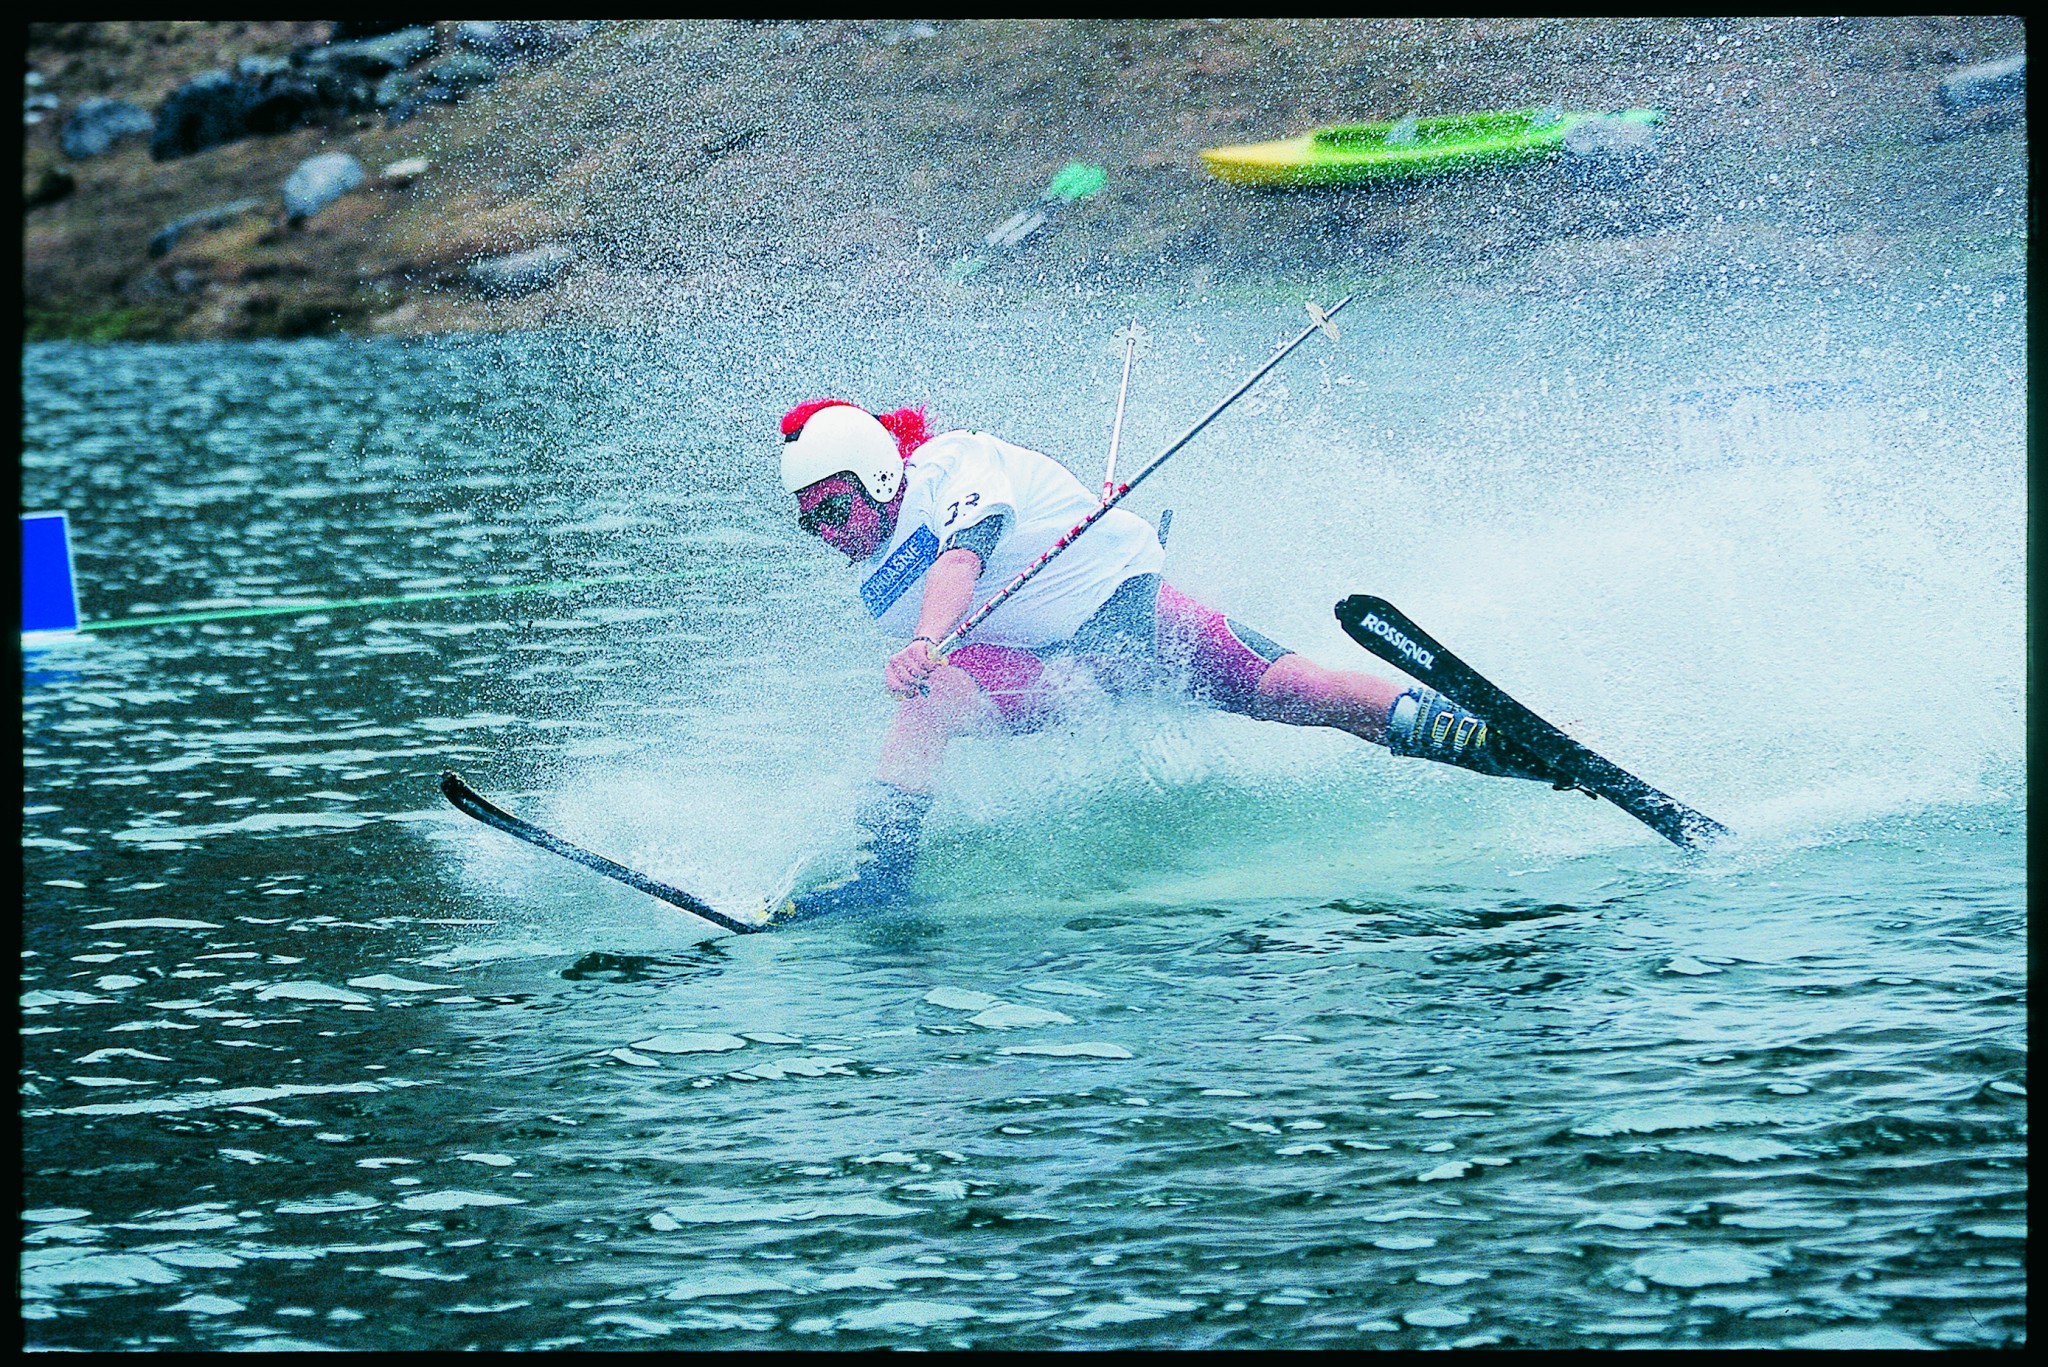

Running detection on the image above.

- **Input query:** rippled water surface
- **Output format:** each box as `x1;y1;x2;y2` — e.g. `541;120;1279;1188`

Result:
20;297;2025;1349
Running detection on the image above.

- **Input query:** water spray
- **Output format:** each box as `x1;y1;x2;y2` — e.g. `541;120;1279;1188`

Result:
931;296;1350;661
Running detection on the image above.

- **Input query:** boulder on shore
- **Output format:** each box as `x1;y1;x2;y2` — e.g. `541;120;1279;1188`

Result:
298;26;438;81
150;66;367;160
236;55;291;80
26;165;77;210
423;52;499;94
150;71;254;160
456;21;589;63
378;156;431;186
148;34;432;161
373;71;419;109
282;152;366;224
468;244;574;296
241;70;353;138
149;198;263;257
60;97;154;159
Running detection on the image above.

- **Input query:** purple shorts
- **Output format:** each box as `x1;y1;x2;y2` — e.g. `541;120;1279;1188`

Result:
947;579;1292;732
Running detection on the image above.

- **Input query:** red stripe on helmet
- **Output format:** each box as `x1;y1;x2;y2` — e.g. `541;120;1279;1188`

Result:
780;399;933;464
780;397;858;439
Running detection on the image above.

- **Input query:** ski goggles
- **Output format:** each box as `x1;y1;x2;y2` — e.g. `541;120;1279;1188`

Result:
798;491;854;536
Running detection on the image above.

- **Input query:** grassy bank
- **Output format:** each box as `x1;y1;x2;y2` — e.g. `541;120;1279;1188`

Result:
22;18;2027;340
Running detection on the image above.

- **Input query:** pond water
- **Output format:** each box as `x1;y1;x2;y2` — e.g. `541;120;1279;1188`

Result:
20;288;2025;1349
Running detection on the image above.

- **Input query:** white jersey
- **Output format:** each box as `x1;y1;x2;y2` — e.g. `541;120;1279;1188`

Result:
856;430;1165;649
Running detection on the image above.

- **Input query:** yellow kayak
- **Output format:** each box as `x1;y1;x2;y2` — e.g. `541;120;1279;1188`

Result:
1200;108;1661;187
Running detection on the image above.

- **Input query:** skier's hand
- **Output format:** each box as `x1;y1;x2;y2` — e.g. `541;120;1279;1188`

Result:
885;637;941;699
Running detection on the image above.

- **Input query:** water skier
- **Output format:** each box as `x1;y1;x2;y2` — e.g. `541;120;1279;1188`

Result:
775;398;1569;917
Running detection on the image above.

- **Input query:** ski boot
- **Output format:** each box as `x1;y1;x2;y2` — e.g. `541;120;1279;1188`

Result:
773;783;933;922
1384;686;1583;791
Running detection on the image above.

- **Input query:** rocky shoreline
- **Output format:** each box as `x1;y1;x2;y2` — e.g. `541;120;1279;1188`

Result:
22;18;2027;341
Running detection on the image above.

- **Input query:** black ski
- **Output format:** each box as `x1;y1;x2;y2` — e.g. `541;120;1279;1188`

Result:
439;772;763;934
1333;596;1730;850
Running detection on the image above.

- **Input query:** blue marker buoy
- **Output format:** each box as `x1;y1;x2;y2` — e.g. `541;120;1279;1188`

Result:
22;511;81;637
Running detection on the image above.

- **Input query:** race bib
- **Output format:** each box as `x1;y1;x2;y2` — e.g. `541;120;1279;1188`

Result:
859;525;939;618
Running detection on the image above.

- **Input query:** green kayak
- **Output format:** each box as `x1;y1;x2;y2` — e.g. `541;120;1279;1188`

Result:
1200;107;1661;187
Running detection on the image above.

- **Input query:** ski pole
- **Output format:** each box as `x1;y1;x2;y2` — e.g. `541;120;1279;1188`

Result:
931;296;1349;661
1101;319;1145;504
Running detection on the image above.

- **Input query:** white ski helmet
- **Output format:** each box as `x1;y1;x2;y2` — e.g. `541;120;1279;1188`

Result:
781;404;903;503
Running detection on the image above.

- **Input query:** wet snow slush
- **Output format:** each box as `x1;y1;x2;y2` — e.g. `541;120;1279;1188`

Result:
21;285;2023;1348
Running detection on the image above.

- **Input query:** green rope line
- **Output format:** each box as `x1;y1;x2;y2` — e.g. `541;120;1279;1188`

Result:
75;573;673;632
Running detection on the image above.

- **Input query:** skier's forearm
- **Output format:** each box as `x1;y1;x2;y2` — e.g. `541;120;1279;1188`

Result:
915;548;983;644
